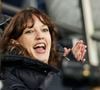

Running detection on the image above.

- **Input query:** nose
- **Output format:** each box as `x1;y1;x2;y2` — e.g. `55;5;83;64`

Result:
35;30;44;40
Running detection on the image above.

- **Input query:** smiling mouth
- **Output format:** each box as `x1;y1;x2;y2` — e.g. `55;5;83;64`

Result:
33;43;46;54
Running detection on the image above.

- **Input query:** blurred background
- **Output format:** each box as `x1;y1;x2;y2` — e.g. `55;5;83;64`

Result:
0;0;100;89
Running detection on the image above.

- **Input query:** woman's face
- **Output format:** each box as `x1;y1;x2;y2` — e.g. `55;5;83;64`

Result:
17;16;51;63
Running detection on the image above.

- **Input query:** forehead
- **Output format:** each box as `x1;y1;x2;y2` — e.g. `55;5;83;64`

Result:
26;15;47;28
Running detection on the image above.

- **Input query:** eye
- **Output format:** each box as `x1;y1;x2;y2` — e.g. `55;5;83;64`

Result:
24;30;34;34
42;28;49;32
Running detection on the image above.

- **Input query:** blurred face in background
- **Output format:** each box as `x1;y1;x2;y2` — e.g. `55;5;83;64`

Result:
17;15;51;63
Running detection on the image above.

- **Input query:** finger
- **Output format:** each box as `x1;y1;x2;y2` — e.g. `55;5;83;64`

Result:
74;40;84;46
79;40;84;43
74;46;85;61
72;43;82;55
81;49;86;61
63;47;71;56
78;44;86;59
75;53;81;61
72;41;84;51
77;43;87;53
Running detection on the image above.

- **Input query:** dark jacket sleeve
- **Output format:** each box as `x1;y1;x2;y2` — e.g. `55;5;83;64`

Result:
2;71;29;90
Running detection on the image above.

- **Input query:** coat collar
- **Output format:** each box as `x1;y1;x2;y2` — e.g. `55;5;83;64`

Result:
1;55;59;74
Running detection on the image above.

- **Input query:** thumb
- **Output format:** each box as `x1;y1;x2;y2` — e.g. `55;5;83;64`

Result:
63;47;71;56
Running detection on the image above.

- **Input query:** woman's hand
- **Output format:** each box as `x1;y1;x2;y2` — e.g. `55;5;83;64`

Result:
63;40;87;62
72;40;87;62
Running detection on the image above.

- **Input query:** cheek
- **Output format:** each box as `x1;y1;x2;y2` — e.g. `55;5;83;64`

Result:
47;34;52;47
18;36;34;48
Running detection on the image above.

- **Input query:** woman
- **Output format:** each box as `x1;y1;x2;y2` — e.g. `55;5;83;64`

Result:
0;7;86;90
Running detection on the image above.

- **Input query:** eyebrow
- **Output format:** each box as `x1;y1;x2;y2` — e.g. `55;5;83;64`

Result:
41;24;48;28
25;24;48;31
27;24;34;28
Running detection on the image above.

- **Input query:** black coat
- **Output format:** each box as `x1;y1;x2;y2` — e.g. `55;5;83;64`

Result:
0;55;59;90
0;55;89;90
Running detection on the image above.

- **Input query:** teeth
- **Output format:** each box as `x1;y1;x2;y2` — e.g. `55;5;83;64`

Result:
35;43;45;47
34;43;46;49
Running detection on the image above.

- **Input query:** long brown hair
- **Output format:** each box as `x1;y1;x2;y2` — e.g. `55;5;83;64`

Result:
0;7;61;68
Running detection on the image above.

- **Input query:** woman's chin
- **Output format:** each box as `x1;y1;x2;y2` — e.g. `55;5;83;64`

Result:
36;56;48;63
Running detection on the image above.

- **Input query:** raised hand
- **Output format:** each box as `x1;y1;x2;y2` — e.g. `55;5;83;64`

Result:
63;40;87;62
72;40;87;62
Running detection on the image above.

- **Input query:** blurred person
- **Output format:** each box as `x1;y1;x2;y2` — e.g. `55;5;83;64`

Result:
0;7;86;90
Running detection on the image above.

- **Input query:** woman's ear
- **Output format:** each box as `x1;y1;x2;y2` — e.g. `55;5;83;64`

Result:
10;39;19;45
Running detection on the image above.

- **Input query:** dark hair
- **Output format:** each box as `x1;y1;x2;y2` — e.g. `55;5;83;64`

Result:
0;7;61;68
